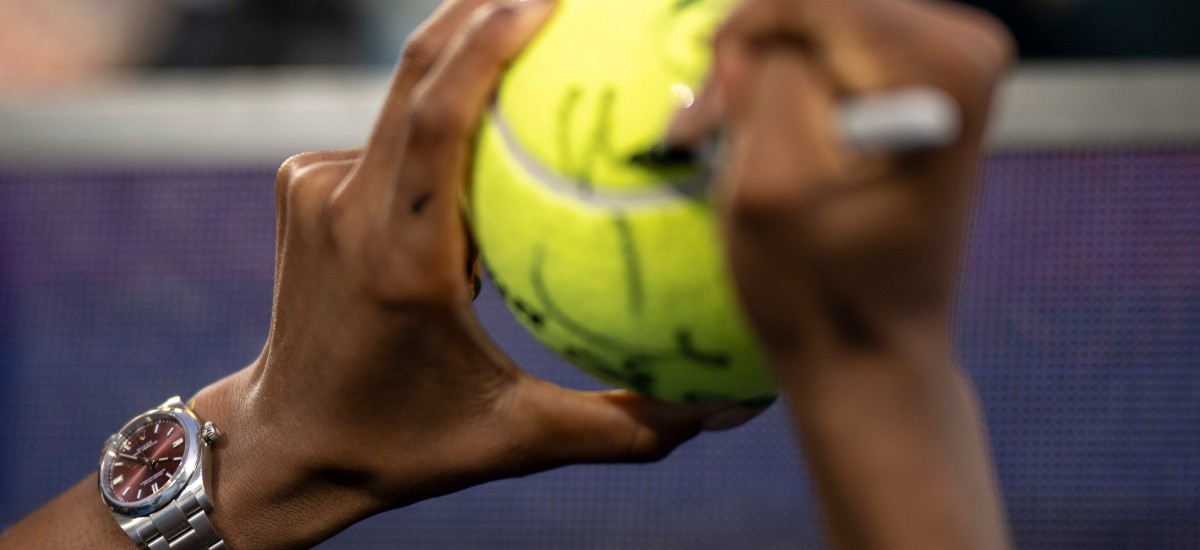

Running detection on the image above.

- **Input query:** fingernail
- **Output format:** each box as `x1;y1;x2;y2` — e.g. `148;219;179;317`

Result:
701;406;763;432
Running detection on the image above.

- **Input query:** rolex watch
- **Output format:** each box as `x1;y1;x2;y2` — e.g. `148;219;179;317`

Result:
98;396;225;550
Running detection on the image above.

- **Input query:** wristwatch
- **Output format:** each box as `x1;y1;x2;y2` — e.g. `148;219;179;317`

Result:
98;396;226;549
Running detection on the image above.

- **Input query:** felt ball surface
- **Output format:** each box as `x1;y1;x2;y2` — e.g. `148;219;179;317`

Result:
470;0;776;404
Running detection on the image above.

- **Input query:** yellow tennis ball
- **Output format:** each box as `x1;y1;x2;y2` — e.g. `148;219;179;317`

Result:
469;0;775;404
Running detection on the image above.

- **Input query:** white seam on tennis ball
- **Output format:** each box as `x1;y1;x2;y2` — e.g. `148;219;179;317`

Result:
489;104;710;209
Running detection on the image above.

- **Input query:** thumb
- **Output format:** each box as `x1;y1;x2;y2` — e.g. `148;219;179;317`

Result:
523;385;764;467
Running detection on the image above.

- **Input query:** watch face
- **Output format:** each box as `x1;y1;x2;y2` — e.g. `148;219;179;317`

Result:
100;413;190;509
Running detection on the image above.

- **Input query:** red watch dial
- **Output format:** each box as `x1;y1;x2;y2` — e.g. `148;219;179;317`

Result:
103;417;187;504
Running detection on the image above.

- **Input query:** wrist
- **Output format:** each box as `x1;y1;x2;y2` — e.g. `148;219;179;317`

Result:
768;317;955;408
189;367;383;549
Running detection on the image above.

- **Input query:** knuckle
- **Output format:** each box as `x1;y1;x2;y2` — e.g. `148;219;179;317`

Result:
966;14;1018;79
275;151;357;200
275;151;320;198
470;2;523;46
923;13;1016;100
955;8;1018;65
281;161;347;236
285;161;341;199
399;33;440;76
284;173;332;219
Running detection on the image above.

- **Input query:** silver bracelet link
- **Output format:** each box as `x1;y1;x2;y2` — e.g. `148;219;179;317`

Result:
131;480;225;550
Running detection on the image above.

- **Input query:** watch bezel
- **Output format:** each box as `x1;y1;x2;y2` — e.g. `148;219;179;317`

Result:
98;403;203;517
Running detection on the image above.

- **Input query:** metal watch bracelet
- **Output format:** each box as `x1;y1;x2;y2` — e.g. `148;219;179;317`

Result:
120;472;225;550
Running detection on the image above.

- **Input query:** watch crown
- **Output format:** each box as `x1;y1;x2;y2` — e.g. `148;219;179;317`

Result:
201;421;220;445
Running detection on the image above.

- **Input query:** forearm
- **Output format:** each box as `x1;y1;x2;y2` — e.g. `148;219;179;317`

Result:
780;347;1010;550
1;368;379;550
1;475;130;548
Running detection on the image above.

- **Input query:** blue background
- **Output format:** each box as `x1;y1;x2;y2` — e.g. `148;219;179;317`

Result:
1;148;1198;548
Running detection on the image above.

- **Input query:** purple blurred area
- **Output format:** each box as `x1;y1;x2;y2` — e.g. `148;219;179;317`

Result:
0;148;1197;548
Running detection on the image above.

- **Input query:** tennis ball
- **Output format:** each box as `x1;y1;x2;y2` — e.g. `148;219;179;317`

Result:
469;0;775;404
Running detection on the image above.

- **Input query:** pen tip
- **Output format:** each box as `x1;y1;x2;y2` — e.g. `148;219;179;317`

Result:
629;143;698;167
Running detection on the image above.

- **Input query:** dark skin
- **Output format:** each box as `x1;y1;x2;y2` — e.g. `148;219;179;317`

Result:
2;0;1014;548
4;2;747;547
708;0;1014;547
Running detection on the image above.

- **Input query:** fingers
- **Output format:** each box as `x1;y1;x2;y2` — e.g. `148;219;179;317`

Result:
391;0;555;222
714;0;1015;359
518;383;764;467
713;0;1014;109
714;0;924;95
706;0;1013;207
272;148;362;281
724;49;844;218
712;0;1014;214
354;0;555;213
291;1;554;306
356;0;496;180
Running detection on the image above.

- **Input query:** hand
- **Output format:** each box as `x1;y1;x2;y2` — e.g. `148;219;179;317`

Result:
682;0;1015;548
704;0;1014;379
185;1;743;548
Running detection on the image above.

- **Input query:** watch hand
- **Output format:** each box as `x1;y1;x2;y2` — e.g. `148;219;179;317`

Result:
119;453;151;466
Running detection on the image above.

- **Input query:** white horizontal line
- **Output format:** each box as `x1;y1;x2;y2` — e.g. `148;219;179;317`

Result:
0;63;1197;166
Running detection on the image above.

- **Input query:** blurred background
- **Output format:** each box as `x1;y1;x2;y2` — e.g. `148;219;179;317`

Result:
2;0;1200;92
1;0;1198;548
